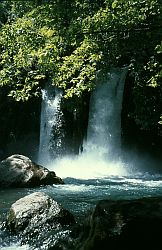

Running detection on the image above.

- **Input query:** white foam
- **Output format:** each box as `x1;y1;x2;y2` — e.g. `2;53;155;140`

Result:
1;244;29;250
47;153;128;179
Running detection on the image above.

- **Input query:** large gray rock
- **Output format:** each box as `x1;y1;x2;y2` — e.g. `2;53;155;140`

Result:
77;197;162;250
0;154;64;188
6;191;75;234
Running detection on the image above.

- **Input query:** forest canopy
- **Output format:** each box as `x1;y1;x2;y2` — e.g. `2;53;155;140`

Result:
0;0;162;128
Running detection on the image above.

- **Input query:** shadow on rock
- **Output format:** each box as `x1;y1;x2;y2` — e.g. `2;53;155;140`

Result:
76;197;162;250
0;154;64;188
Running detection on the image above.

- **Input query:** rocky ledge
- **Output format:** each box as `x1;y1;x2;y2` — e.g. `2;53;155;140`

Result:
0;154;64;188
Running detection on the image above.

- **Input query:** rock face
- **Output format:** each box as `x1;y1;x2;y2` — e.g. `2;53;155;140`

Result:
0;154;64;188
77;197;162;250
6;191;75;234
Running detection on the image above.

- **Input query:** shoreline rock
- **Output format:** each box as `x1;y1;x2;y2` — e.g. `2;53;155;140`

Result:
0;154;64;188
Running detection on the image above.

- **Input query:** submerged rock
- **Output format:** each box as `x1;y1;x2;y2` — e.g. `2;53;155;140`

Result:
0;154;64;188
77;197;162;250
6;191;75;234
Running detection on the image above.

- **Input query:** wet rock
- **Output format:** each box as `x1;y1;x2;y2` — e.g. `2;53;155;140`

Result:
6;191;75;235
77;197;162;250
0;154;64;188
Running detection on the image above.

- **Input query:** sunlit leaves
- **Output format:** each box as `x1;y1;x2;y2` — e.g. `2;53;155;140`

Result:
0;4;60;101
0;0;161;104
53;38;102;98
145;41;162;89
159;116;162;125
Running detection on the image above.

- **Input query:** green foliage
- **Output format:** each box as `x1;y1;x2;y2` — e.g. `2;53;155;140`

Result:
53;38;102;98
0;4;59;100
0;0;161;113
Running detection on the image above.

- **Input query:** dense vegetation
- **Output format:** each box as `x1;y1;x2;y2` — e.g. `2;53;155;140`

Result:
0;0;162;132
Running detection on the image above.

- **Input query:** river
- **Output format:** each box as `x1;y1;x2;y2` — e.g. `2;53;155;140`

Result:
1;163;162;249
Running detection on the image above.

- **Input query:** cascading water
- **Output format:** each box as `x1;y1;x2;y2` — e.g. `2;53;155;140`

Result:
38;85;63;165
1;68;162;250
50;67;129;178
84;67;128;159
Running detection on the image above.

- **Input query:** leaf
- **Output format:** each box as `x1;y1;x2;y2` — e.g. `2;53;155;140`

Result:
112;0;118;9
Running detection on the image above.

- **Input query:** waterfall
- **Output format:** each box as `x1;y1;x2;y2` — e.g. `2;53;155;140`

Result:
38;68;128;177
48;67;129;179
38;85;63;165
84;67;128;160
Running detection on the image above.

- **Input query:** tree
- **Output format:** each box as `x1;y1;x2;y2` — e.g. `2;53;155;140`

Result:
0;0;161;104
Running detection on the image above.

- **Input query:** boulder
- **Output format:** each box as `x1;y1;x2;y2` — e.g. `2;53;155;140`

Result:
6;191;75;234
0;154;64;188
77;197;162;250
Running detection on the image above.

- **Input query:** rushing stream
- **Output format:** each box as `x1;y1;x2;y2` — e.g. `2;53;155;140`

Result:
1;171;162;249
1;68;162;249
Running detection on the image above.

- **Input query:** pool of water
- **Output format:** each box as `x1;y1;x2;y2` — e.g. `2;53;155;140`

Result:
1;172;162;249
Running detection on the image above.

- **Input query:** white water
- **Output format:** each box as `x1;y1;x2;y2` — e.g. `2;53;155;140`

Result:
2;172;162;250
84;67;128;159
38;85;63;165
1;69;162;250
43;68;129;179
0;245;29;250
